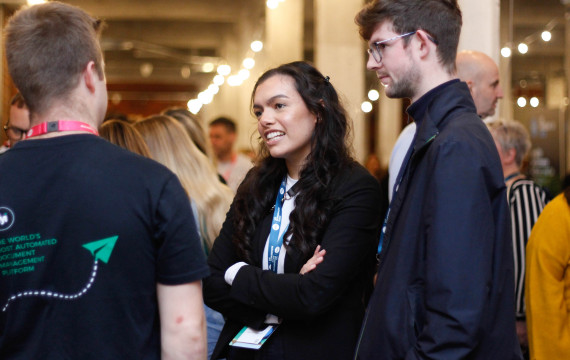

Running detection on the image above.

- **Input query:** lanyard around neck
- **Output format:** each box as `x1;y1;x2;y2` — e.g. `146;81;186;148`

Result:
26;120;99;139
504;172;521;183
267;176;300;272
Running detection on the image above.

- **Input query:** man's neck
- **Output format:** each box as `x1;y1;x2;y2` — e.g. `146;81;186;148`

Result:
411;68;457;103
28;108;98;140
218;151;235;163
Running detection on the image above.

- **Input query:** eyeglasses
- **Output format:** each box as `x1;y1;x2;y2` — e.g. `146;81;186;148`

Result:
368;31;439;64
3;124;28;141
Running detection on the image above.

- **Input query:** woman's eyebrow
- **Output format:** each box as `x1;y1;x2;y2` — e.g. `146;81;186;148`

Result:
266;94;289;104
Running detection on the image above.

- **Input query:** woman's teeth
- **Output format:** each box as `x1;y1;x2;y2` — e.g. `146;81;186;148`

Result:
267;132;285;140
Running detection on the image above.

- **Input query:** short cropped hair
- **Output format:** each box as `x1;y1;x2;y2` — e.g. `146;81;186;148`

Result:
209;117;237;133
487;119;532;168
10;93;26;109
355;0;462;73
5;2;104;116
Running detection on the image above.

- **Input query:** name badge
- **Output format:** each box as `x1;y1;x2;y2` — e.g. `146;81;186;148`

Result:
229;325;278;350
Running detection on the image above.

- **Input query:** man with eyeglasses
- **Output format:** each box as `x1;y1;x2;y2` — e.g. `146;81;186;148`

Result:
353;1;521;360
1;93;29;154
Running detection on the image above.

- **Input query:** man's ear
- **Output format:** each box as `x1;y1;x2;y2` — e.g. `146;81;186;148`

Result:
83;61;98;94
464;79;475;93
414;30;432;59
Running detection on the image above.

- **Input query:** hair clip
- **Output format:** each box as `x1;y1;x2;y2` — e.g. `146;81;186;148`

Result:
324;76;330;83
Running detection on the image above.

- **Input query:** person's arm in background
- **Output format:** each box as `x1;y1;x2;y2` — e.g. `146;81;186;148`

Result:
526;196;570;360
158;281;207;360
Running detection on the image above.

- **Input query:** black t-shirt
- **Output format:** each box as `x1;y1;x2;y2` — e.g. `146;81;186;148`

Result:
0;134;210;359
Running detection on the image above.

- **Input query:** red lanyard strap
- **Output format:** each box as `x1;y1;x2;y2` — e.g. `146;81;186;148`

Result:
27;120;99;138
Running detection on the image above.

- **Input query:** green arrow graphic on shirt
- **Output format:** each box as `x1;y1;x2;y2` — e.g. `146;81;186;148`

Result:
2;236;119;312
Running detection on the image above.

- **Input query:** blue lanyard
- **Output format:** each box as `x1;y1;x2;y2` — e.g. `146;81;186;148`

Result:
268;176;289;272
504;172;520;182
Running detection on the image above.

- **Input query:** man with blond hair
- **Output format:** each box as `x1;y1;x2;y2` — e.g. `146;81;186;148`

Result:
0;3;208;359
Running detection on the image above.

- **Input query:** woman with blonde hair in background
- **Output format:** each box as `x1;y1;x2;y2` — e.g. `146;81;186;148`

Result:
99;119;152;158
134;114;234;359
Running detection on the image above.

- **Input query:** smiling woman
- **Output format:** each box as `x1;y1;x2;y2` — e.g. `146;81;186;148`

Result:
203;61;382;360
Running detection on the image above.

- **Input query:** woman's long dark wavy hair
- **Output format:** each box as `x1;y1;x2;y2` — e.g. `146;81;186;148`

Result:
231;61;354;263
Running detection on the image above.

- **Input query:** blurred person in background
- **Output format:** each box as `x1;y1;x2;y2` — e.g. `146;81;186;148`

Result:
99;119;152;158
134;114;234;359
1;93;29;154
209;117;252;192
525;185;570;360
487;119;549;359
164;107;215;161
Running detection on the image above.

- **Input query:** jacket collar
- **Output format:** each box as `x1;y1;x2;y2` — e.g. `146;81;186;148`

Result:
411;81;477;154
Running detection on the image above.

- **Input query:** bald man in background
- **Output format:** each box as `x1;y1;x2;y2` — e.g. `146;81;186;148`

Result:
388;50;504;201
456;50;504;118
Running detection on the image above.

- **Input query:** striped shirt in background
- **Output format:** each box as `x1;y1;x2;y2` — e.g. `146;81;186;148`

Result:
509;179;549;319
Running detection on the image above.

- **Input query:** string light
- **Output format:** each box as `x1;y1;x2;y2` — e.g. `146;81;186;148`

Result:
541;31;551;42
238;69;250;80
361;102;373;113
530;97;539;107
267;0;278;9
213;75;225;86
501;47;511;58
208;84;220;95
217;65;231;76
202;63;215;73
368;90;380;101
518;43;528;54
243;58;255;69
251;41;263;52
517;97;527;108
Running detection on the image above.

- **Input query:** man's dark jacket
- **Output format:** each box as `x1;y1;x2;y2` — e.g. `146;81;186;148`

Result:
354;81;523;360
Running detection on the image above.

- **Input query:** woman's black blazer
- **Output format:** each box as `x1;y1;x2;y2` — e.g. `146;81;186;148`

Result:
203;163;382;360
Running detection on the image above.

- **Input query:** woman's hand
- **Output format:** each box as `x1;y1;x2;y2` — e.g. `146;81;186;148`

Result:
300;245;326;275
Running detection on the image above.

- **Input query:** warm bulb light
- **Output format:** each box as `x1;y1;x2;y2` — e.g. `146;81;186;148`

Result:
517;97;527;107
243;58;255;69
27;0;46;5
251;41;263;52
518;43;528;54
530;97;539;107
213;75;225;86
188;99;202;114
501;47;511;58
227;75;244;87
368;90;380;101
198;91;213;105
267;0;278;9
238;69;250;80
202;63;215;73
217;65;231;76
208;84;220;94
361;101;373;113
541;31;552;42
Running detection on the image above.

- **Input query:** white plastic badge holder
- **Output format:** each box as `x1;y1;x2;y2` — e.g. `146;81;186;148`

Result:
229;325;278;350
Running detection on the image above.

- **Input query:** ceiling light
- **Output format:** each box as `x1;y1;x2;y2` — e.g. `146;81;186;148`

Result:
227;75;243;87
518;43;528;54
361;101;373;113
501;47;511;58
198;91;213;105
517;97;527;108
251;41;263;52
368;90;380;101
541;31;552;42
213;75;225;86
181;66;191;79
202;63;215;73
139;63;153;78
530;97;539;107
238;69;250;80
217;65;231;76
267;0;279;9
208;84;220;94
243;58;255;69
